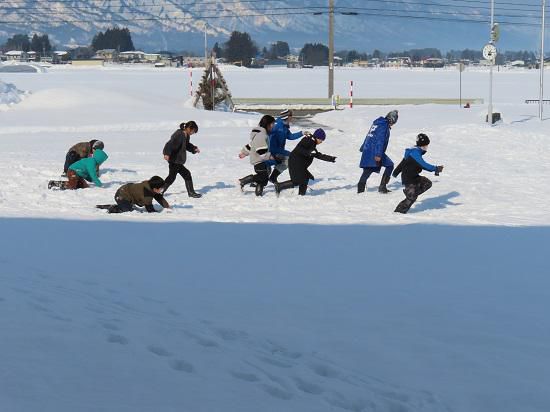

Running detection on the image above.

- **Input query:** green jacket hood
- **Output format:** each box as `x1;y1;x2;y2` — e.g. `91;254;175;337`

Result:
93;149;108;164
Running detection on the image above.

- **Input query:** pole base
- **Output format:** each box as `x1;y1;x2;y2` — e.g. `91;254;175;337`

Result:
486;112;502;124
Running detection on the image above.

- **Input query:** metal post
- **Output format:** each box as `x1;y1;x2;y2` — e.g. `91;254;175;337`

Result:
460;67;462;107
540;0;546;120
328;0;334;99
488;0;494;125
211;59;215;111
204;23;208;67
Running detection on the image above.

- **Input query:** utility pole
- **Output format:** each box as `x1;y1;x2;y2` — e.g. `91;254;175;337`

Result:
540;0;546;121
204;22;208;66
488;0;495;125
328;0;334;99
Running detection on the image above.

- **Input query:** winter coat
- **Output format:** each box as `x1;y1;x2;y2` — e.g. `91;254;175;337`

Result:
68;141;92;158
116;181;169;212
393;147;437;185
269;117;303;157
359;117;392;170
68;149;108;186
240;127;275;166
289;135;335;186
163;129;197;165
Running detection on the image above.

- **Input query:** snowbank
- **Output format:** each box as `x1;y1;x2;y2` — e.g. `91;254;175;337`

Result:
0;79;26;108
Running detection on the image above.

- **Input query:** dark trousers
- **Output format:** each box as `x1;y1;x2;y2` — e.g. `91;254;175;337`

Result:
64;151;81;173
164;162;192;190
358;165;394;184
253;163;270;186
106;190;134;213
395;176;432;213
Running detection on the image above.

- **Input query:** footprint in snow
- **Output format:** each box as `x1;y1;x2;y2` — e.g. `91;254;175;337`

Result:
261;384;293;401
170;359;195;373
230;370;261;383
293;377;324;395
310;363;340;379
147;345;172;357
107;334;129;345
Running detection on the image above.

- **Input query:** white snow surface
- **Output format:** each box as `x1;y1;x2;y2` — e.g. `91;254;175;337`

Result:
0;66;549;412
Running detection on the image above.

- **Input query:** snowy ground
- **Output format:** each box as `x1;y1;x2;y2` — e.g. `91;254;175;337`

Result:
0;65;549;412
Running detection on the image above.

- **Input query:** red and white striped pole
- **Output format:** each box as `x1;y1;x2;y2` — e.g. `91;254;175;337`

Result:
189;68;193;97
349;80;354;109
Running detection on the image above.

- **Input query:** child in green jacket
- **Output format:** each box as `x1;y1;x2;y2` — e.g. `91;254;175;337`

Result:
49;149;108;190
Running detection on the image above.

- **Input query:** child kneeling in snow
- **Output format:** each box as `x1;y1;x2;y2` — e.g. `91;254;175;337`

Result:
392;133;444;214
48;149;108;190
96;176;170;214
275;128;336;196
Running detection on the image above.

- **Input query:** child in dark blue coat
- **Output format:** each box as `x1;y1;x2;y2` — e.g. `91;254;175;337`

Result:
357;110;398;194
392;133;444;214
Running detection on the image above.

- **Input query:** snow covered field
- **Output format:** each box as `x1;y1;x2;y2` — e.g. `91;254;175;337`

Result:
1;65;549;412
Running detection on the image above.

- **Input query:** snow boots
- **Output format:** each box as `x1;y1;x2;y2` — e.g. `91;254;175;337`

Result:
378;174;391;194
275;180;294;196
185;178;202;198
48;180;67;190
239;175;255;192
269;169;281;184
255;184;264;197
357;182;366;194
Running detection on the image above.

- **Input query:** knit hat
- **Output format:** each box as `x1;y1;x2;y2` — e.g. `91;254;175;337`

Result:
279;109;293;120
149;176;165;189
313;128;326;141
92;140;104;150
386;110;399;125
416;133;430;147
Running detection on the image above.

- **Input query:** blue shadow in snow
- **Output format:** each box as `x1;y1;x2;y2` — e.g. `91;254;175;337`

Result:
410;191;462;213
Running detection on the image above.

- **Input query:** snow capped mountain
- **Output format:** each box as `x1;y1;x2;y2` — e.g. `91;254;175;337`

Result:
0;0;543;52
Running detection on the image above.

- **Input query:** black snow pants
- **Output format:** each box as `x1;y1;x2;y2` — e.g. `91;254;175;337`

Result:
107;189;134;214
164;162;192;191
395;176;432;214
253;162;270;186
64;150;81;174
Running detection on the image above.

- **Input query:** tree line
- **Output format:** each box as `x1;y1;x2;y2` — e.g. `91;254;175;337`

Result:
0;26;541;66
0;27;134;60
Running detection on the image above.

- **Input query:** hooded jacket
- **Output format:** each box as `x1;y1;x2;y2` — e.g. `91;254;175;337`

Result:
163;129;197;165
268;117;303;157
393;146;437;185
68;149;108;186
359;117;391;169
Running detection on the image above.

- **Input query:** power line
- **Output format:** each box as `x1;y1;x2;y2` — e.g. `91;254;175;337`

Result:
0;3;546;21
0;9;546;27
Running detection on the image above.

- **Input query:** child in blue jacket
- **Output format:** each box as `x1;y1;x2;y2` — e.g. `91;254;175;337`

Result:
267;109;304;183
392;133;443;214
357;110;398;194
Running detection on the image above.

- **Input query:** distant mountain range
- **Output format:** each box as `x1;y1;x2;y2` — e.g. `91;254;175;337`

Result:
0;1;544;53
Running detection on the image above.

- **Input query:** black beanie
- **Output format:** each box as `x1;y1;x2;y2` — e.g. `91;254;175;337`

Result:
416;133;430;147
149;176;165;189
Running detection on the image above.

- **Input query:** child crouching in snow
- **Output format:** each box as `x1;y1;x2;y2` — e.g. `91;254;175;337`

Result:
96;176;170;213
48;149;108;190
392;133;444;214
275;128;336;196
